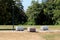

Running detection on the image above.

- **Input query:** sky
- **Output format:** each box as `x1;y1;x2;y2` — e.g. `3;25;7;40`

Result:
22;0;42;11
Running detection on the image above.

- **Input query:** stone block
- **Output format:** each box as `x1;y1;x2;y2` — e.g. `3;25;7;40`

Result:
16;26;24;31
27;27;36;32
40;26;48;31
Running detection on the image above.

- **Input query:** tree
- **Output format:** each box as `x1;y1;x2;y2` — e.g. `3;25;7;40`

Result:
26;0;54;25
0;0;27;25
26;0;60;25
35;0;60;25
26;0;41;25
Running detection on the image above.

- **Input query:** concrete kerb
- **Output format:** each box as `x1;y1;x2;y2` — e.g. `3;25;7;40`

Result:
39;30;60;33
0;30;60;33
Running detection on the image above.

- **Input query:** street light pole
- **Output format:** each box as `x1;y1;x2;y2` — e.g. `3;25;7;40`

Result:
12;5;14;30
12;0;20;30
12;0;15;30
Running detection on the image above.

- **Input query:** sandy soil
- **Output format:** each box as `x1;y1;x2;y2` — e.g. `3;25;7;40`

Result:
0;31;45;40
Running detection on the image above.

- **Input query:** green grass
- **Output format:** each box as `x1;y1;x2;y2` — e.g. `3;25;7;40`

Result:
0;25;13;29
0;25;60;30
48;25;60;30
42;33;60;40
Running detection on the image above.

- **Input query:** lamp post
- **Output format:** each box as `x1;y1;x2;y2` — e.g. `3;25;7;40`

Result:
12;0;15;30
12;0;20;30
12;5;14;30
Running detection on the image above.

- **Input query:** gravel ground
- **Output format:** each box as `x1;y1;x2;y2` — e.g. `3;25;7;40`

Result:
0;30;60;40
0;30;45;40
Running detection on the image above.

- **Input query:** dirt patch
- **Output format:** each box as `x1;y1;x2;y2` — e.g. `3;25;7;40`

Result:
0;31;45;40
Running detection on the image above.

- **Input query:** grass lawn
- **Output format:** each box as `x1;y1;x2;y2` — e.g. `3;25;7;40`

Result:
0;25;60;30
40;32;60;40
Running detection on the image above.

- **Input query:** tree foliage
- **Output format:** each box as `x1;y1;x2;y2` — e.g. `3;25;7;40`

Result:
0;0;27;25
26;0;41;25
26;0;60;25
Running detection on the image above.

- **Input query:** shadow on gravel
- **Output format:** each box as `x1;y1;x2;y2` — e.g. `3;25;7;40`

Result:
0;29;15;30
